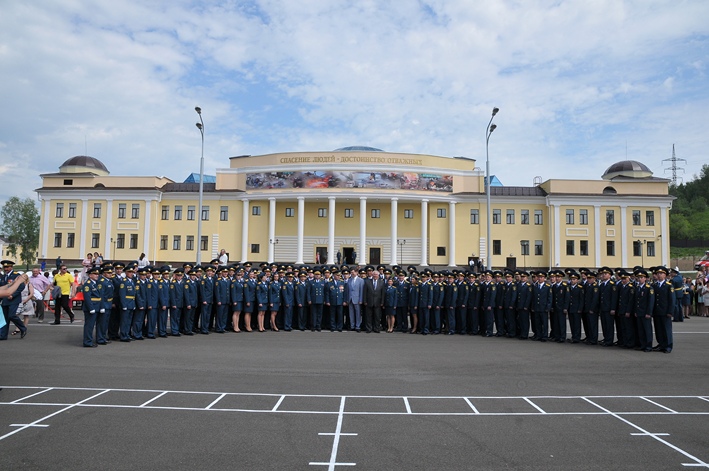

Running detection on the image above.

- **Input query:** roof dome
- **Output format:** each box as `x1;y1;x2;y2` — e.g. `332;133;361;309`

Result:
59;155;110;175
602;160;652;180
333;146;384;152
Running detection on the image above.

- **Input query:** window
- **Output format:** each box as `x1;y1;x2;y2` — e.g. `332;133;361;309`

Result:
187;205;195;220
566;240;575;256
520;240;530;256
131;204;140;219
647;241;656;257
534;240;544;256
161;205;169;220
173;236;181;250
63;179;73;186
251;244;260;253
220;206;228;221
470;209;479;224
174;205;182;220
118;204;126;219
632;210;641;226
200;236;208;251
286;208;295;218
66;233;74;248
580;209;588;225
492;209;501;224
318;208;328;218
91;233;100;249
580;240;588;256
371;209;380;218
252;206;261;216
493;240;501;255
55;203;64;218
521;210;529;225
437;247;446;256
68;203;76;218
404;209;414;219
437;208;447;218
343;208;353;218
117;234;125;249
160;235;168;250
186;236;194;251
54;233;62;247
606;210;615;225
646;211;655;226
129;234;138;250
534;210;543;225
201;205;209;221
93;203;102;218
633;240;642;257
506;209;515;224
607;241;615;256
565;209;574;225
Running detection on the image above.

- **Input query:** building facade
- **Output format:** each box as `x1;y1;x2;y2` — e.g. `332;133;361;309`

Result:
36;149;672;269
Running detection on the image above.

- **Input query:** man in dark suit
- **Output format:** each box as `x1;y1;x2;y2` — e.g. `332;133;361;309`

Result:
363;270;385;333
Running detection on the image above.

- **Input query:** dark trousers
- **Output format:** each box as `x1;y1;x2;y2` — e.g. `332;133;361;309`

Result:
170;307;182;334
145;308;157;338
418;306;429;334
446;307;456;333
505;307;517;337
310;303;323;330
158;307;169;336
215;304;228;332
57;295;74;322
467;307;477;334
297;305;307;330
109;305;121;339
483;308;494;335
201;303;213;333
533;310;548;340
568;311;582;342
396;306;408;332
614;313;625;345
430;307;440;333
330;305;344;331
120;308;133;340
1;304;25;339
636;315;653;350
456;306;467;334
621;314;636;347
584;312;599;344
517;309;530;338
553;309;566;341
494;307;505;335
600;311;615;345
34;299;45;322
83;310;106;346
131;308;145;339
653;314;673;350
364;304;381;332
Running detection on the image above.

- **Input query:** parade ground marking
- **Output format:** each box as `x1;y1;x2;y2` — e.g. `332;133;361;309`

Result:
2;386;709;468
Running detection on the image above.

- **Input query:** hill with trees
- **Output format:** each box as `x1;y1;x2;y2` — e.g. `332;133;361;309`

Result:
670;163;709;248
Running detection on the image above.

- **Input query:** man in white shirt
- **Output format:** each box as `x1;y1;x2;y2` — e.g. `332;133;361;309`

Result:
218;249;228;266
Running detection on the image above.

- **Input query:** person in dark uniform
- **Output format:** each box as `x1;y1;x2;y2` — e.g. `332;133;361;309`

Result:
551;270;570;343
597;267;619;346
281;272;295;331
616;271;636;348
99;264;114;343
363;270;385;333
417;271;433;335
653;266;674;353
567;271;585;343
268;271;282;331
242;270;256;332
492;271;505;336
455;271;469;335
119;265;137;341
408;274;419;333
670;267;684;322
168;268;185;336
230;268;245;332
503;271;518;338
183;270;199;335
328;271;347;332
633;268;655;352
516;271;533;339
532;271;552;342
81;267;104;347
307;270;326;331
0;260;27;340
480;270;496;337
132;268;148;339
384;277;397;333
200;266;215;334
108;262;125;340
582;271;600;344
444;273;457;335
467;273;480;335
395;271;409;333
156;266;171;337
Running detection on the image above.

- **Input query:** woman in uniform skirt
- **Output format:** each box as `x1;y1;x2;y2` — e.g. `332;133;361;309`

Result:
268;272;282;331
384;277;398;333
256;273;269;332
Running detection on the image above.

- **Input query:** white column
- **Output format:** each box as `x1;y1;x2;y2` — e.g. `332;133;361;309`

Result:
241;199;249;262
41;198;51;258
104;199;113;260
359;197;367;265
390;198;398;265
594;205;602;268
327;196;336;264
143;199;152;259
268;197;276;263
620;204;628;268
660;205;669;267
420;199;428;266
448;201;456;267
553;204;561;267
79;199;88;257
296;197;305;265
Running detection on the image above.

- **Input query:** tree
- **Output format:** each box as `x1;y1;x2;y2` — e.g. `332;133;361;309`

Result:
0;197;40;269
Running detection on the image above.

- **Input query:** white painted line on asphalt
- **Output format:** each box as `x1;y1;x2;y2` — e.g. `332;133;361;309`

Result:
641;397;678;413
403;397;412;414
206;393;226;410
631;433;670;436
10;388;53;403
0;389;109;442
583;397;709;469
524;397;547;414
10;424;49;428
464;398;480;414
319;433;358;436
139;391;168;407
310;396;356;470
272;395;286;412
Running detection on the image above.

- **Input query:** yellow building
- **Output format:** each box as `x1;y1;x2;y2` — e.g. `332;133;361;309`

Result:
36;150;672;269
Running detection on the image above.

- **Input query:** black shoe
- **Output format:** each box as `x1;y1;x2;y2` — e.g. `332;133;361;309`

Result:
171;333;181;337
83;344;97;348
120;339;131;342
51;321;60;325
184;332;194;336
97;342;107;345
20;330;27;339
147;336;156;339
159;335;168;338
70;317;75;323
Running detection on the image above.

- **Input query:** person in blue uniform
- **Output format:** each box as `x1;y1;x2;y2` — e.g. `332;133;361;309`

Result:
118;265;137;341
582;272;600;344
200;266;215;334
670;267;684;322
168;268;185;336
329;271;347;332
0;260;27;340
295;272;308;331
443;273;457;335
503;271;518;338
308;270;326;332
597;266;619;346
230;268;245;333
99;264;114;343
144;267;160;339
455;272;469;335
242;270;257;332
132;268;148;340
407;274;419;334
281;272;295;331
383;277;397;333
516;271;533;339
567;271;585;343
255;272;270;332
182;271;199;335
108;262;125;340
268;271;282;331
617;271;636;348
532;271;552;342
395;271;410;333
214;267;231;333
653;266;674;353
633;268;655;352
551;270;570;342
466;273;480;335
81;267;104;347
417;272;433;335
156;266;171;337
480;270;496;337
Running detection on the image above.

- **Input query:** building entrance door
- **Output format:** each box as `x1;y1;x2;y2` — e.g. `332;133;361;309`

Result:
343;247;355;265
369;247;381;265
315;246;328;264
506;257;517;271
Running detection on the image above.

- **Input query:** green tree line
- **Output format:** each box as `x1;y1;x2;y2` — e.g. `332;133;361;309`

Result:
670;164;709;242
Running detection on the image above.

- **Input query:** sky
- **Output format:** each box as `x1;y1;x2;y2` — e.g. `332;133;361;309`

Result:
1;0;708;210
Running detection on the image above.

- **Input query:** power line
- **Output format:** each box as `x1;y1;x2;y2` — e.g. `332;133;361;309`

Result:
662;144;686;186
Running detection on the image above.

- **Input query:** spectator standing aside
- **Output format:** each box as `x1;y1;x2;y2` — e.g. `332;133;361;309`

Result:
218;249;228;266
81;253;93;283
29;267;51;323
52;265;75;324
12;277;35;336
1;260;28;340
336;250;341;265
137;253;149;269
55;255;62;272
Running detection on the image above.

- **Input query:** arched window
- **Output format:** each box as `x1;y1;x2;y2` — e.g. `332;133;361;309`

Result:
603;186;617;195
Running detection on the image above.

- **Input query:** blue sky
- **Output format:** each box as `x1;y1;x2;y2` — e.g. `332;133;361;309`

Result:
1;0;708;209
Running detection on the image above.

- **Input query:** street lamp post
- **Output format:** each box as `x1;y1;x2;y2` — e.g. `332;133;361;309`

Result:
485;107;499;270
111;237;116;258
397;239;406;265
521;240;526;270
270;238;279;262
195;107;205;265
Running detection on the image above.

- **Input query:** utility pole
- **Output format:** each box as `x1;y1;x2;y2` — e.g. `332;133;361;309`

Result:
662;144;686;186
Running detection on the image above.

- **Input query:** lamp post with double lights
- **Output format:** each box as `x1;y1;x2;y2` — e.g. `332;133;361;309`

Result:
195;106;205;265
485;107;499;270
397;239;406;265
